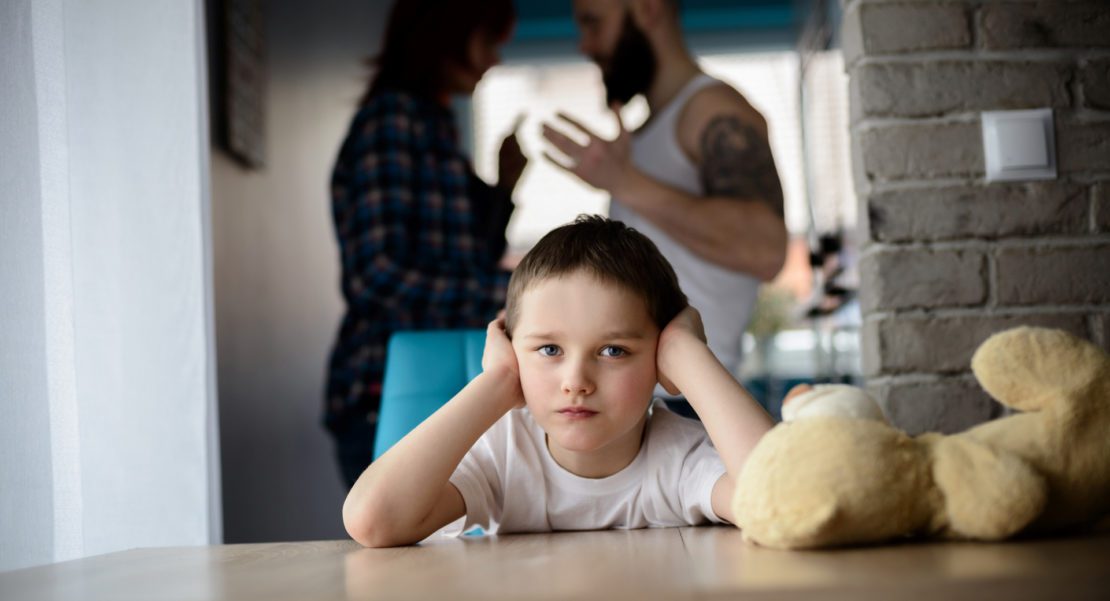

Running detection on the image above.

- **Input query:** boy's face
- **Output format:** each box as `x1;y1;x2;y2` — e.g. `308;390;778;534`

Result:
511;270;659;467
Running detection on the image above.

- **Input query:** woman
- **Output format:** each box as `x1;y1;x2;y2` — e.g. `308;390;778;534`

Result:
326;0;525;487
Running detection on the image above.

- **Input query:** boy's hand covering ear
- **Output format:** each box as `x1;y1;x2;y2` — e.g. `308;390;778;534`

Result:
656;306;707;395
483;317;525;408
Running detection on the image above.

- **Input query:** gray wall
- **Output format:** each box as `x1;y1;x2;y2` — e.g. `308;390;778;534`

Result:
2;0;218;572
845;0;1110;434
211;0;390;542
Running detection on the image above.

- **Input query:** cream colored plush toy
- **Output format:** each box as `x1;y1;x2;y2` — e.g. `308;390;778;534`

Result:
733;326;1110;549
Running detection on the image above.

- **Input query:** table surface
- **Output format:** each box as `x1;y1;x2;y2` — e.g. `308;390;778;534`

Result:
3;526;1109;601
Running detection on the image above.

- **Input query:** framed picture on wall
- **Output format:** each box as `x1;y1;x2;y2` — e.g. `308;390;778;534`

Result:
210;0;267;169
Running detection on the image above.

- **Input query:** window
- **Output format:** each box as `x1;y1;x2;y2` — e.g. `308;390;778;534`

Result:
471;50;855;254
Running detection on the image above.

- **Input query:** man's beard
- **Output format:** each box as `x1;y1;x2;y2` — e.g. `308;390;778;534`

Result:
601;14;656;106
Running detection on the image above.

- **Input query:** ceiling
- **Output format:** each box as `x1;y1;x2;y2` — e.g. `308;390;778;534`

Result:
513;0;802;43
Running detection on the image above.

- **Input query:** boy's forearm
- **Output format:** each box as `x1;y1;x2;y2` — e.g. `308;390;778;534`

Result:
343;368;521;541
665;335;773;478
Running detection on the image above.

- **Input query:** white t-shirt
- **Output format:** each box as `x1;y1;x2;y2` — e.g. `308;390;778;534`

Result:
441;400;727;537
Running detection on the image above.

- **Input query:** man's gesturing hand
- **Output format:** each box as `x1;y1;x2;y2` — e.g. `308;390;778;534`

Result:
541;103;635;196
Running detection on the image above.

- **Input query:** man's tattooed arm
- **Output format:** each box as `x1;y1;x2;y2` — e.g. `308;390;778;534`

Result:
698;115;785;218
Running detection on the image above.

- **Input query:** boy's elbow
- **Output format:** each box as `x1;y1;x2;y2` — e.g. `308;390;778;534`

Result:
346;521;399;549
345;512;407;548
343;494;403;548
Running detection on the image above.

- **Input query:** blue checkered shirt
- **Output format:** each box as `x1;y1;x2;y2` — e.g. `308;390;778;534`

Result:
325;90;512;434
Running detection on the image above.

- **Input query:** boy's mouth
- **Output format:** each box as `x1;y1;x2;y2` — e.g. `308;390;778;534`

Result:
557;407;599;419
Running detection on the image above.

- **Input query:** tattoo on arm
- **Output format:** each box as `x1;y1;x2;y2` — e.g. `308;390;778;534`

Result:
698;115;784;217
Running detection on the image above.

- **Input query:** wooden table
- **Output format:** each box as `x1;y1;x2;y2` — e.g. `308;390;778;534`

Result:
3;526;1109;600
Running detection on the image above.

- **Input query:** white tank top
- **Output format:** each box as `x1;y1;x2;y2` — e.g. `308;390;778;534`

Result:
610;74;761;381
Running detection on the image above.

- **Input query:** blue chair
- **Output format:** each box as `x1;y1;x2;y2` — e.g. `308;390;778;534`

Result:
373;329;487;459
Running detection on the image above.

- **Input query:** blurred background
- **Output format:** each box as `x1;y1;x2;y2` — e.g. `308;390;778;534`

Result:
206;0;858;544
0;0;859;570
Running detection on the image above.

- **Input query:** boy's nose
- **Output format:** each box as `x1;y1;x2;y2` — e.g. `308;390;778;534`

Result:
561;360;596;396
562;379;594;396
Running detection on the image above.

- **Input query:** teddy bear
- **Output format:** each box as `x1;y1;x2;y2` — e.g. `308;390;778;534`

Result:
732;326;1110;549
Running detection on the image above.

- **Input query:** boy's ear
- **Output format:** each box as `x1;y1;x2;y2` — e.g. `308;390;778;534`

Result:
498;308;512;339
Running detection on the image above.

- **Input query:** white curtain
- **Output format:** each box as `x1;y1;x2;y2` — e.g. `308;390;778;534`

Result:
0;0;220;572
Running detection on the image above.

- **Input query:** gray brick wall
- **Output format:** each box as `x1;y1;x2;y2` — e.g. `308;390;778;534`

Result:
867;376;998;436
1057;119;1110;174
1096;183;1110;232
1082;58;1110;110
1100;314;1110;353
995;244;1110;305
867;183;1088;242
978;3;1110;50
853;60;1073;119
843;3;971;64
859;248;987;312
859;121;984;181
861;313;1089;376
845;0;1110;435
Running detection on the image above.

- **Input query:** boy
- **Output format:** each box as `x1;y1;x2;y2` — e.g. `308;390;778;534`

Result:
343;216;774;547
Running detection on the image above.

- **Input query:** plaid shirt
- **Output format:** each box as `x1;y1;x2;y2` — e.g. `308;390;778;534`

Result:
325;90;512;434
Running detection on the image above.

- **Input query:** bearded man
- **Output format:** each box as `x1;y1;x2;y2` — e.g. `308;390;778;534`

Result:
542;0;788;408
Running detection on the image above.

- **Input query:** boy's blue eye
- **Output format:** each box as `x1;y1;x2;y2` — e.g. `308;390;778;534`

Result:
600;346;626;358
538;345;560;357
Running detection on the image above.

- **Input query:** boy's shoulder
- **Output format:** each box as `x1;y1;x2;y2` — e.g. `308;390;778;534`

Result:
476;406;546;451
639;401;724;492
645;400;714;450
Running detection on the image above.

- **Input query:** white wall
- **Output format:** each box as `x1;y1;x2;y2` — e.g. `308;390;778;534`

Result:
1;0;57;573
211;0;389;542
1;0;219;572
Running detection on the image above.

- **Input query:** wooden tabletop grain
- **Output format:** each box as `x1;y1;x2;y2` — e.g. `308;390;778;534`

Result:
2;526;1108;600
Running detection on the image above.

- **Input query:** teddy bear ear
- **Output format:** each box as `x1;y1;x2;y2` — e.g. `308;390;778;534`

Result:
971;326;1110;413
933;436;1047;540
781;385;887;424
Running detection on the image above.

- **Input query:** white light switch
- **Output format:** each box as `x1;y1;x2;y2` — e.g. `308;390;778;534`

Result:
995;118;1048;168
982;108;1056;182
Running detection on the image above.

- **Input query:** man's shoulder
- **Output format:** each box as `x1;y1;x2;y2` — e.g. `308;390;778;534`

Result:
676;80;767;163
683;79;761;120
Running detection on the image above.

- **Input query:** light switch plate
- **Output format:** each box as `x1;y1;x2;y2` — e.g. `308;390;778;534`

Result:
981;108;1056;182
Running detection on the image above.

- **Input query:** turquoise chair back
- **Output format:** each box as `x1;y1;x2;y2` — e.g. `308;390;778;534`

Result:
373;329;487;459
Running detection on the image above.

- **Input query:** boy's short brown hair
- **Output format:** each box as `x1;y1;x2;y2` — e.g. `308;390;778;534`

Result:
504;215;687;336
